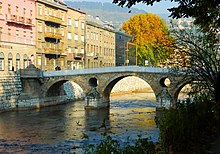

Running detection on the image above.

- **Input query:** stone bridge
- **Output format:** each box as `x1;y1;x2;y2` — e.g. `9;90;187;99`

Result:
19;65;194;109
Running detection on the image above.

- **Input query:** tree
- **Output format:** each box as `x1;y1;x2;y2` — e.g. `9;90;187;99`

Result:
113;0;220;32
169;23;220;102
122;13;175;66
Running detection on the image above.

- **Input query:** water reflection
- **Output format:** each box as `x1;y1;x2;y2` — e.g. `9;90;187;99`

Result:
0;93;159;153
85;108;110;132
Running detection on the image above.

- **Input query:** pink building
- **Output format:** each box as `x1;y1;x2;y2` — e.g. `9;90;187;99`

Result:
0;0;36;73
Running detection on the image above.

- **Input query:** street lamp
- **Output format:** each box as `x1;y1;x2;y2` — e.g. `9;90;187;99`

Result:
126;41;137;66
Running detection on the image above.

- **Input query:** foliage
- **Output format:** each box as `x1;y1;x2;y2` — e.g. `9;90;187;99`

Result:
84;134;156;154
113;0;220;32
167;23;220;100
157;92;218;153
121;13;175;66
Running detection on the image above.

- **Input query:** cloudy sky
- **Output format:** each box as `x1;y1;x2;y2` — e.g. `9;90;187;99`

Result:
68;0;178;14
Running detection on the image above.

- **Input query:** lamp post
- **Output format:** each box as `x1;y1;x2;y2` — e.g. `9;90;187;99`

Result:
126;41;137;66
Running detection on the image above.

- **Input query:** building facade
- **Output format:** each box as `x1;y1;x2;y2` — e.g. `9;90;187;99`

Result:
115;31;131;66
0;0;36;73
86;16;115;68
66;7;86;70
35;0;67;71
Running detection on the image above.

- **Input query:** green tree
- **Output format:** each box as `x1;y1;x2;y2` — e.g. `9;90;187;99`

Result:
122;13;175;66
113;0;220;32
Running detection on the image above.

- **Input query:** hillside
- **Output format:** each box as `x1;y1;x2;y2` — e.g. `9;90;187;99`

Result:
64;1;169;29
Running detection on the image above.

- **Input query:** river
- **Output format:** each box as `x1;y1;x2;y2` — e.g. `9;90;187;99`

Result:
0;93;159;153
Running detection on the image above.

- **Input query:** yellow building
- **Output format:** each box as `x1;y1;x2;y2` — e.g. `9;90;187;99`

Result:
86;16;115;68
35;0;67;71
66;7;86;69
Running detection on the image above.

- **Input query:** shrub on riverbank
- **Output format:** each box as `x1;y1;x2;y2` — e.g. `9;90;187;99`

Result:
84;134;156;154
157;93;219;153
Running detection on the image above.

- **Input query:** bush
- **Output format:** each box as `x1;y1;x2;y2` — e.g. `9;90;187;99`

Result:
84;134;155;154
157;93;218;153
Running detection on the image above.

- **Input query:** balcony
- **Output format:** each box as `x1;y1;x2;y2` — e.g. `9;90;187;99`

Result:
44;43;64;55
6;14;18;22
25;18;33;26
74;52;84;60
45;15;62;25
44;47;63;55
6;14;33;27
45;32;62;39
18;16;25;23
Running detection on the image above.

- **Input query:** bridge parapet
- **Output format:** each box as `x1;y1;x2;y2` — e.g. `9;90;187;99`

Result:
20;64;43;78
43;66;186;77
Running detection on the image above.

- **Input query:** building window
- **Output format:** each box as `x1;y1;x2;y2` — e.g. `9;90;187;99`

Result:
0;27;2;41
81;22;85;29
49;9;52;15
74;34;78;41
38;24;42;32
68;32;72;40
8;53;13;71
23;54;28;68
81;48;84;54
30;10;33;17
37;55;41;67
0;2;2;14
24;31;26;44
23;8;26;17
8;4;11;14
74;47;78;54
8;28;11;42
16;53;20;70
16;6;19;15
30;36;33;44
61;28;64;36
81;35;84;42
68;18;72;26
74;20;78;28
38;6;42;16
68;46;71;53
0;52;4;71
16;30;19;43
61;12;64;21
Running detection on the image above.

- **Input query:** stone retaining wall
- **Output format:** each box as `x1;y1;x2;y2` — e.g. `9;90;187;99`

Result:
0;72;22;112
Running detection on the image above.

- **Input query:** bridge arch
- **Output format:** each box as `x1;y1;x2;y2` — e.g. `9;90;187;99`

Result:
41;77;88;98
101;73;160;105
172;78;196;104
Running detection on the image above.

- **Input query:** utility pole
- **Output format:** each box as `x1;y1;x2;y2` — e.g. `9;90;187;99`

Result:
126;41;137;66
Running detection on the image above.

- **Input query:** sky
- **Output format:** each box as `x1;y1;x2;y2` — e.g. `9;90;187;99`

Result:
71;0;178;14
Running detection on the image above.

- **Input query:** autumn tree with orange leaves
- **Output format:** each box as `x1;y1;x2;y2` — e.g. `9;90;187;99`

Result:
121;13;175;66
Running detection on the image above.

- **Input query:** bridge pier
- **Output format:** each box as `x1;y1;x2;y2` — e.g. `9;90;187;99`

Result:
85;87;109;109
156;88;173;109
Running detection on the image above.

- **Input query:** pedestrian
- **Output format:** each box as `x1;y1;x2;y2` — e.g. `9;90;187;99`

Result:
55;66;59;71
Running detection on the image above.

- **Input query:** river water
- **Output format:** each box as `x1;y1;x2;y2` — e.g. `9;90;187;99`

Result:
0;93;159;153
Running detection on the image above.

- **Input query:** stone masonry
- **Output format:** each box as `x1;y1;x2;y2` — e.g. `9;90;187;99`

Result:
0;72;22;112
